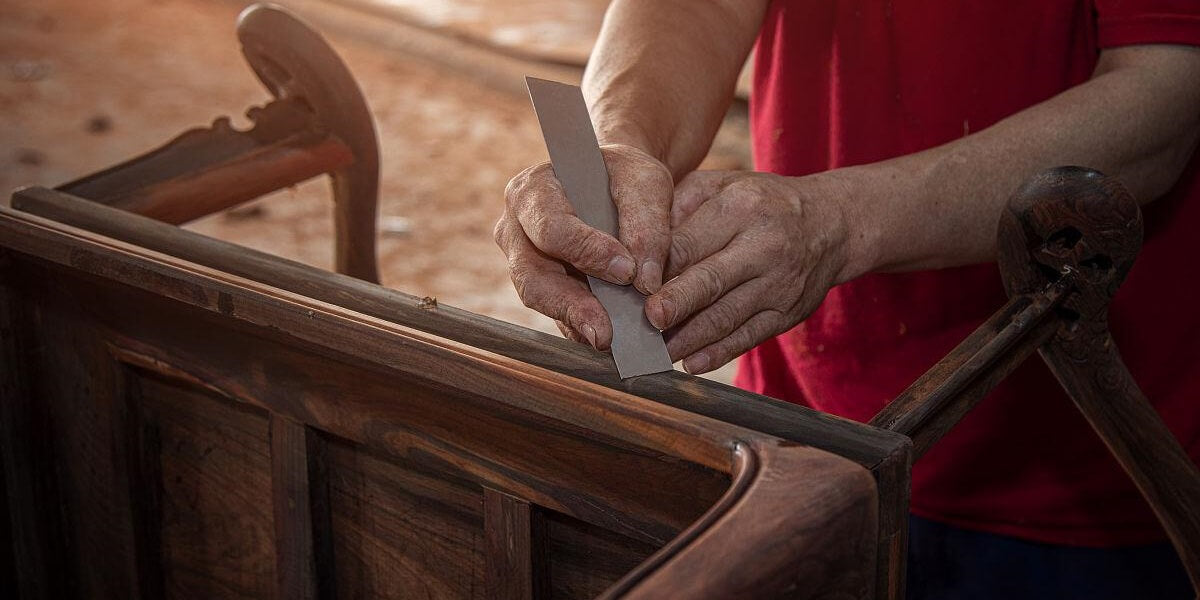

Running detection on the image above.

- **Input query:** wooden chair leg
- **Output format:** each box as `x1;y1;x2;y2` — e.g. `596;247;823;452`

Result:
238;4;380;283
56;4;380;283
997;166;1200;594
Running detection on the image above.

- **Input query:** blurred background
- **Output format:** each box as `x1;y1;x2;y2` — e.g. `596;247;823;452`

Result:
0;0;751;381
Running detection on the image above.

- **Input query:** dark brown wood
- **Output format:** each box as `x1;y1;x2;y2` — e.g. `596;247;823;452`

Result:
56;100;353;225
271;416;319;600
997;166;1200;594
0;197;894;599
484;488;536;600
11;185;912;598
869;167;1200;594
238;4;380;283
124;372;167;600
610;443;877;599
870;290;1064;457
0;253;73;598
55;4;380;283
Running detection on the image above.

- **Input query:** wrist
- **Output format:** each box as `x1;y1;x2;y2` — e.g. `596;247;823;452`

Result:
595;125;669;167
804;168;883;285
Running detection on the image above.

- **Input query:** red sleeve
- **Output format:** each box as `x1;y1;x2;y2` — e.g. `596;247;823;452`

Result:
1096;0;1200;48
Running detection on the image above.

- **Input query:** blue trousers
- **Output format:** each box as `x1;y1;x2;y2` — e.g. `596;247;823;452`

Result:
906;516;1192;599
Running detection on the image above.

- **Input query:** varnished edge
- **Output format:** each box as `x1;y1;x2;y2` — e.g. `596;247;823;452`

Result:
613;441;878;599
600;442;760;598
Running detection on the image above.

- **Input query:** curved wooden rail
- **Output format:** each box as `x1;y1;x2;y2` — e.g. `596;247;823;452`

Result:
608;442;878;599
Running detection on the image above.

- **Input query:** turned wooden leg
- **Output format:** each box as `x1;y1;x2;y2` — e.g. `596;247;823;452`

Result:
997;166;1200;594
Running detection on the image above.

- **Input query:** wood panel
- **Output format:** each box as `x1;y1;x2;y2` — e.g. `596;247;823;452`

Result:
325;434;488;599
1;201;889;599
543;511;658;599
132;371;276;599
12;187;913;597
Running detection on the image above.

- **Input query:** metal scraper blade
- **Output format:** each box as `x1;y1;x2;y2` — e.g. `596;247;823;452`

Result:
525;76;673;379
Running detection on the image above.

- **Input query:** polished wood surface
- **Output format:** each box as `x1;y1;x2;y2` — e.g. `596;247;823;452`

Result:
0;192;897;598
871;167;1200;596
12;185;914;598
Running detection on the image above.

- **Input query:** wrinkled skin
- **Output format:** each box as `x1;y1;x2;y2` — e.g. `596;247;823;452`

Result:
496;146;854;374
494;143;672;350
651;171;850;374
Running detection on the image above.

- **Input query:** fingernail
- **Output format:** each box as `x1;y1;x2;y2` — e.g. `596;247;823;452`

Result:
647;296;674;330
636;260;663;294
608;255;636;283
683;352;711;374
580;324;598;349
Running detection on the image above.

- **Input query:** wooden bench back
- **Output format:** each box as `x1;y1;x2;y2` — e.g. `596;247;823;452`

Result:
1;189;909;599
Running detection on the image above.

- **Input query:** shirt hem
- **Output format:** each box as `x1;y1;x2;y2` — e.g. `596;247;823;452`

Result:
1098;14;1200;49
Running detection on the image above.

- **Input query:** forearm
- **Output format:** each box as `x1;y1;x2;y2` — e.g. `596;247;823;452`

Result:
834;45;1200;281
584;0;766;178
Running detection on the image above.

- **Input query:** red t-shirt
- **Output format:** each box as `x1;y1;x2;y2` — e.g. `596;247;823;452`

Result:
739;0;1200;546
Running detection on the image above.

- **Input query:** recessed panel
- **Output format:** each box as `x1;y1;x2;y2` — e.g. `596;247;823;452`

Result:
326;435;487;599
132;372;275;600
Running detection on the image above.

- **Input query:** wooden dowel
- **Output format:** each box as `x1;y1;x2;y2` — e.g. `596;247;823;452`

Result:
869;280;1067;457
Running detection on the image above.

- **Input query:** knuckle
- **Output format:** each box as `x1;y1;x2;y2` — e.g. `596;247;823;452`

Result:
505;162;555;207
517;281;551;313
569;228;615;269
691;262;726;301
630;227;671;259
527;211;557;246
669;229;697;268
704;300;742;334
492;215;510;248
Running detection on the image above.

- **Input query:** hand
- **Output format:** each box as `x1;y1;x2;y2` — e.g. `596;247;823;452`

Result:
646;170;853;374
494;144;673;349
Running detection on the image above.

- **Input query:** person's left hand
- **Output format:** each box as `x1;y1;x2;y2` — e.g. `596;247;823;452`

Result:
644;170;856;374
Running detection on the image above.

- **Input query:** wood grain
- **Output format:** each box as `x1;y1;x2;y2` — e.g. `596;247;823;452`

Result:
484;488;535;600
11;186;912;597
136;373;277;599
270;416;322;600
998;167;1200;594
0;196;893;599
613;443;878;599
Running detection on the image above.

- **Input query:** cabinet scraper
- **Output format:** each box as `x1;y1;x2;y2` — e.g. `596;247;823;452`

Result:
525;77;673;379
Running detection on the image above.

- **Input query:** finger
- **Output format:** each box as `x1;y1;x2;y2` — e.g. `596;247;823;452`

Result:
671;170;736;228
497;217;613;349
681;310;784;375
507;163;637;285
646;237;762;330
605;146;673;294
555;320;587;344
664;277;771;362
664;192;743;281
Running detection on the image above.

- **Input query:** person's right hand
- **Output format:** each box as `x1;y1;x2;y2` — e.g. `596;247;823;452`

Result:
494;143;673;351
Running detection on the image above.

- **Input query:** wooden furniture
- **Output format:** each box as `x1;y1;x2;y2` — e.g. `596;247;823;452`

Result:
4;5;1198;599
1;187;907;599
1;9;913;596
54;4;380;282
871;167;1200;594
